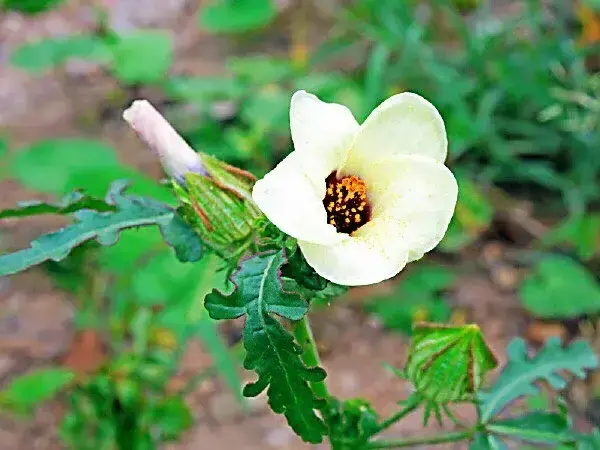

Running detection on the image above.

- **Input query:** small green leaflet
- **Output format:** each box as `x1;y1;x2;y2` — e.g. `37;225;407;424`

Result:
0;368;75;415
405;323;497;403
204;250;328;443
0;191;115;219
0;181;203;276
478;337;598;423
487;412;573;445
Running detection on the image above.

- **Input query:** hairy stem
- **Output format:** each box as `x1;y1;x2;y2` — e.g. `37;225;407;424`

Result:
292;315;329;399
367;430;474;449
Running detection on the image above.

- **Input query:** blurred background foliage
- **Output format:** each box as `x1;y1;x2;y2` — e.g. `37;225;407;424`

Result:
1;0;600;447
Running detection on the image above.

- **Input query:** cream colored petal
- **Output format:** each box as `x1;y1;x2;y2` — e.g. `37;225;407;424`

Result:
290;90;359;183
298;217;408;286
364;155;458;262
343;92;447;175
252;151;347;245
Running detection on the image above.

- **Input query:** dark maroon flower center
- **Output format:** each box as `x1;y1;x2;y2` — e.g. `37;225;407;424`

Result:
323;172;372;235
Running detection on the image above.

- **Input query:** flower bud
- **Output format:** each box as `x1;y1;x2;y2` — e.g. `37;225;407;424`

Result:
405;323;497;404
123;100;263;260
123;100;207;184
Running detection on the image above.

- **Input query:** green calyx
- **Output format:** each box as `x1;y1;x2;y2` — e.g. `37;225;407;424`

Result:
405;323;497;404
173;152;263;260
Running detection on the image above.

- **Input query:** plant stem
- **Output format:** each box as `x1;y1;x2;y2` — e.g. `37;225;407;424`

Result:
372;399;420;435
367;430;474;449
292;315;329;399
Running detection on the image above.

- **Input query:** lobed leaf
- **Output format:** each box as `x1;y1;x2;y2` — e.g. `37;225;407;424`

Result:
205;250;328;443
478;338;598;423
0;191;115;220
0;181;203;276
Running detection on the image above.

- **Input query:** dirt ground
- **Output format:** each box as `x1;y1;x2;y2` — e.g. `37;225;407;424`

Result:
0;1;592;449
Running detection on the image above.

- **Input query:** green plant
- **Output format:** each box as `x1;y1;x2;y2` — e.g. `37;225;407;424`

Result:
1;94;599;449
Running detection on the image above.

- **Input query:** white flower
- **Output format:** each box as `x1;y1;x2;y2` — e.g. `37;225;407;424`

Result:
252;91;458;286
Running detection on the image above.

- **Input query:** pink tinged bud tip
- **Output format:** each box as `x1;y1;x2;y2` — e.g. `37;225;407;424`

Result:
122;100;207;183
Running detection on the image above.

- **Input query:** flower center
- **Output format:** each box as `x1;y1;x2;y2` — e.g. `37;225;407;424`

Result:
323;172;372;235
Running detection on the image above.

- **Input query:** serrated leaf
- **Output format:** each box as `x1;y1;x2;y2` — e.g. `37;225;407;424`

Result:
205;250;328;443
406;323;497;404
519;255;600;318
10;35;111;72
0;368;75;415
0;191;114;219
111;31;173;85
0;181;203;276
478;338;598;423
199;0;277;34
488;412;573;444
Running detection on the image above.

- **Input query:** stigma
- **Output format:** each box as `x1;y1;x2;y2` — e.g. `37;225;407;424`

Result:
323;172;372;234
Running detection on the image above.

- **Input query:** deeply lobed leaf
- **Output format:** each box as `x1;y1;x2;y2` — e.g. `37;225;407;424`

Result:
205;250;328;443
0;181;203;276
478;337;598;422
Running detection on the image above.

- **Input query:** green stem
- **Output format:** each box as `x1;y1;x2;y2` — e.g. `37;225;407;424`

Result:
372;399;420;435
367;430;474;449
292;315;329;399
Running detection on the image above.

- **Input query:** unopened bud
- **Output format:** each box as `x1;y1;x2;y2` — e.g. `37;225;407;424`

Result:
123;100;207;183
123;99;263;260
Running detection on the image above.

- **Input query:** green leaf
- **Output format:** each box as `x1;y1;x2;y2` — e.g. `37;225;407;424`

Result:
488;412;573;444
3;0;65;14
0;368;74;415
205;250;328;443
368;265;455;334
519;255;600;318
10;138;119;194
0;181;203;276
0;190;115;219
111;31;173;84
406;323;497;404
10;35;111;73
199;0;277;34
478;338;598;423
